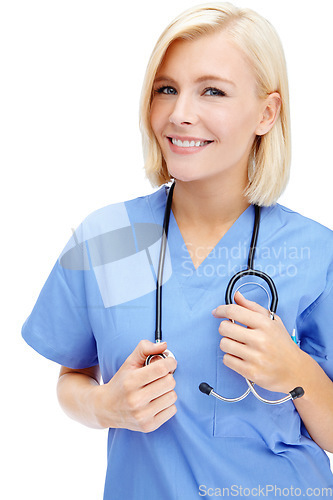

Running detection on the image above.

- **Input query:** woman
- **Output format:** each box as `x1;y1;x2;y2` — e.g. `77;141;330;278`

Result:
22;3;333;498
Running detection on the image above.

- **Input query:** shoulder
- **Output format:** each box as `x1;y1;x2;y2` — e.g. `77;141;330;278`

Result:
276;203;332;230
261;204;333;315
79;186;166;237
263;203;333;254
266;203;332;233
261;204;333;291
58;187;166;267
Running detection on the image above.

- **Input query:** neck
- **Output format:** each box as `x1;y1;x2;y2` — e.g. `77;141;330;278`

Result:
171;175;250;232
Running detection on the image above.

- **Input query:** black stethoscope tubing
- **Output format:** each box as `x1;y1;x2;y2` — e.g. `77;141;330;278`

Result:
148;180;304;404
225;203;278;314
155;179;175;343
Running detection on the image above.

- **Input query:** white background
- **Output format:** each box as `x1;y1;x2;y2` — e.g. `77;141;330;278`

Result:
1;0;332;498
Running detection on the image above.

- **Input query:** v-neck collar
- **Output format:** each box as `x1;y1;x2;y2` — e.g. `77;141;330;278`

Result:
169;202;255;274
148;185;260;310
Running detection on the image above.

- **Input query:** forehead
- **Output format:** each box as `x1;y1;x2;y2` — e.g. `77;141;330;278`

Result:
156;31;256;87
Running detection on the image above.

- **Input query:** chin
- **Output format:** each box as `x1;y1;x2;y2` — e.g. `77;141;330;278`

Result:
166;165;205;183
167;168;217;185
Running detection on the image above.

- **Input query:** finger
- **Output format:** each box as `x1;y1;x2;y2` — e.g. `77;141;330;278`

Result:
151;401;177;431
136;355;177;386
213;303;265;329
125;340;168;368
149;388;178;415
219;319;248;344
220;336;249;360
134;395;177;434
234;291;272;317
141;373;176;404
223;353;250;379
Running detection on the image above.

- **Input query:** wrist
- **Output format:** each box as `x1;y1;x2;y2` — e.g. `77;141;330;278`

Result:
280;344;309;395
287;347;315;397
90;383;110;429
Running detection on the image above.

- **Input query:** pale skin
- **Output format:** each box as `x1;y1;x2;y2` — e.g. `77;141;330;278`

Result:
58;341;177;433
214;292;333;453
57;30;333;451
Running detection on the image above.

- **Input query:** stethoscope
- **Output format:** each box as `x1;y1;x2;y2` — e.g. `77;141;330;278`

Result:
145;181;304;405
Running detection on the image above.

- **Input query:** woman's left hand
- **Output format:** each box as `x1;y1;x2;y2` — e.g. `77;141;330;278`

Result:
212;291;304;394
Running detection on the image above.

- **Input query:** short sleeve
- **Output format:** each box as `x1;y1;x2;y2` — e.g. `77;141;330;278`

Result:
22;226;98;369
297;259;333;380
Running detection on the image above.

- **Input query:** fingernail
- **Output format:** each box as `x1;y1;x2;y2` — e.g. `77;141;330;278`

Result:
212;308;217;316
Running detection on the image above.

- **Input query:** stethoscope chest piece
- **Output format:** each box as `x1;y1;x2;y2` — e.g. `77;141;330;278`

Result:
199;204;304;405
145;181;304;404
145;348;175;366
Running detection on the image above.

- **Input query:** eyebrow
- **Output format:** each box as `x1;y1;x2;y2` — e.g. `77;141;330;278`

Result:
153;74;236;87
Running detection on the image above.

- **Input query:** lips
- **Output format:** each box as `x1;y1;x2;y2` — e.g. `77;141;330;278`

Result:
166;136;213;155
167;136;213;148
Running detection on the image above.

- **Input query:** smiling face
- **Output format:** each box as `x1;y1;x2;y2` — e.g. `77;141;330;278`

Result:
150;30;275;186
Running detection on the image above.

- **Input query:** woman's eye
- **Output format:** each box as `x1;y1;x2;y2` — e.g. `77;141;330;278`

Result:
155;86;177;95
203;87;226;97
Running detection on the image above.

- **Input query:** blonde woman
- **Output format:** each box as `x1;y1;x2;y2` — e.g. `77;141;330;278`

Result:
22;3;333;498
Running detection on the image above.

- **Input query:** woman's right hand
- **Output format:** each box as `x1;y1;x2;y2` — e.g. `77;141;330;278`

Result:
94;340;177;433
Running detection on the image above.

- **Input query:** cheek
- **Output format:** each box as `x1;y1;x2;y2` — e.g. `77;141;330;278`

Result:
150;100;167;137
205;103;244;138
149;103;158;135
219;105;260;142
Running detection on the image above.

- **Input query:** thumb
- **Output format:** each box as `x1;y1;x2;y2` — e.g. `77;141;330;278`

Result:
234;291;269;317
125;340;168;368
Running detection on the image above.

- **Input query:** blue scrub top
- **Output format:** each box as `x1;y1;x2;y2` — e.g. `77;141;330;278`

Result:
22;185;333;499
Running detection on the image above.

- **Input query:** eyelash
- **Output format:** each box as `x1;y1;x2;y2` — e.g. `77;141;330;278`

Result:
154;86;177;95
203;87;227;97
154;86;227;97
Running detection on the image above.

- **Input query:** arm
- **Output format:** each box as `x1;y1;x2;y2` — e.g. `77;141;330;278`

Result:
57;340;177;433
57;364;103;429
292;354;333;452
213;292;333;452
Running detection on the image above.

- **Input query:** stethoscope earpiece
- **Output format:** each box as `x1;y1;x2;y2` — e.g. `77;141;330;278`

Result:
146;181;304;405
201;206;304;405
199;380;305;405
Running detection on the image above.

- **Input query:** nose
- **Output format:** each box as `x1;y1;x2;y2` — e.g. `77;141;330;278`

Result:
169;92;197;126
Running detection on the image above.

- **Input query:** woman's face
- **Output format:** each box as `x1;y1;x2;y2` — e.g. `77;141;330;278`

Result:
150;31;274;184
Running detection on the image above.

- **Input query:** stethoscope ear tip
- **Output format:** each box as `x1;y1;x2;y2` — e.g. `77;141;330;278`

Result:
199;382;213;396
290;386;305;400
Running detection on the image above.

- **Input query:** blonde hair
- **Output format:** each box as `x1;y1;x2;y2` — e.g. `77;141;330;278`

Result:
139;2;291;206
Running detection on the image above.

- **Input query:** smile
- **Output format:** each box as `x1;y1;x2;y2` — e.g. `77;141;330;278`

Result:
168;137;213;148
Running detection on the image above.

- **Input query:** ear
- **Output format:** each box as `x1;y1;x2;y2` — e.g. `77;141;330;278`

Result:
255;92;281;136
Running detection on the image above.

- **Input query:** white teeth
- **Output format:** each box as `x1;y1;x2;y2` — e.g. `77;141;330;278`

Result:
171;138;210;147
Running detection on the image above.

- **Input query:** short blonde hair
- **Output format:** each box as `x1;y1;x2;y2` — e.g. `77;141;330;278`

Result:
139;2;291;206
